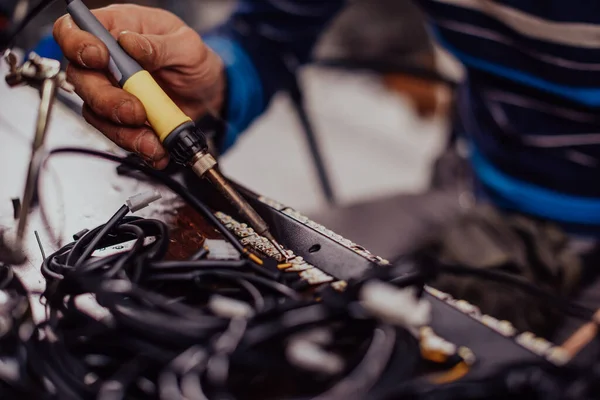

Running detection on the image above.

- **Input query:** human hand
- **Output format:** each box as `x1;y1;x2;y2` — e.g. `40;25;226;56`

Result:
53;4;225;168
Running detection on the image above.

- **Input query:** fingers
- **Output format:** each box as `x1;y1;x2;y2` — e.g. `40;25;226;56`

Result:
82;105;170;169
53;15;110;69
67;64;147;126
117;27;206;72
53;5;184;69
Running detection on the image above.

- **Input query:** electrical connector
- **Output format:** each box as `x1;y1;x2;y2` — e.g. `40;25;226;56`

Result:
359;280;431;329
126;191;162;213
286;329;344;375
208;295;255;319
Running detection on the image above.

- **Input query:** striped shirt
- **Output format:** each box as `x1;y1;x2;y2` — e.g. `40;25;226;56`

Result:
206;0;600;229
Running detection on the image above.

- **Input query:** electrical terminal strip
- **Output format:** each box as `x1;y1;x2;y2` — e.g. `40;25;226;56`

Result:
284;257;314;272
299;269;334;285
516;332;571;365
257;196;287;211
330;281;348;292
419;326;476;367
257;196;390;266
215;211;343;289
425;286;570;366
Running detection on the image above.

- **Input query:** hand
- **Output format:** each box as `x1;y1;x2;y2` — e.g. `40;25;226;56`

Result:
53;4;226;169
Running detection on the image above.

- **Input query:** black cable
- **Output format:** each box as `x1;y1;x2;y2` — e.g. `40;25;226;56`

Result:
48;147;245;253
189;246;209;261
30;192;423;399
288;70;336;205
379;255;595;322
8;146;597;399
68;204;130;268
435;260;594;321
1;0;59;51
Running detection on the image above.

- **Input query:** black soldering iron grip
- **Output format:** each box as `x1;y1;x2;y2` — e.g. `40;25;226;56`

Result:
162;121;210;165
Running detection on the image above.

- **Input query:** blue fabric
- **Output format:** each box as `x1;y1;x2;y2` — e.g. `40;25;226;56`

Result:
32;34;63;62
471;145;600;225
203;1;345;150
207;0;600;230
430;26;600;107
204;36;265;152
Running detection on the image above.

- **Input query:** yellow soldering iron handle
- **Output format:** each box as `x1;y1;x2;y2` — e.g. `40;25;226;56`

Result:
123;71;192;142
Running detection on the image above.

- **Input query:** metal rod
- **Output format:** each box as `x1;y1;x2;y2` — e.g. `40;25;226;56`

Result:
16;77;57;244
203;169;288;260
34;230;46;259
288;72;336;205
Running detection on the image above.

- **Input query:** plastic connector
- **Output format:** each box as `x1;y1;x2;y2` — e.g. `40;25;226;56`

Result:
208;295;254;319
286;329;344;375
126;191;162;213
420;327;457;356
359;280;431;329
73;228;89;241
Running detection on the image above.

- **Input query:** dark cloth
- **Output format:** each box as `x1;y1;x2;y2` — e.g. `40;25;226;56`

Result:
210;0;600;230
309;186;599;344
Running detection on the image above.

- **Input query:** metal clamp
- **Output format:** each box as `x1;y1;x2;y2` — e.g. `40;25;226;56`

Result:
0;51;73;264
5;50;73;92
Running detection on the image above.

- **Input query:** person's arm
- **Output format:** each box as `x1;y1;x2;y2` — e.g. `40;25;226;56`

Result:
203;1;345;151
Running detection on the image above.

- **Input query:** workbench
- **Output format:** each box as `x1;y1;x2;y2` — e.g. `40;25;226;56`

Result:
0;58;597;398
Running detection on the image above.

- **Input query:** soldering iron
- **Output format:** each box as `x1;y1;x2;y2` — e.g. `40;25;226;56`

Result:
63;0;285;258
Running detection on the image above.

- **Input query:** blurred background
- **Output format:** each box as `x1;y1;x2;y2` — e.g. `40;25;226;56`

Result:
2;1;590;346
0;0;464;256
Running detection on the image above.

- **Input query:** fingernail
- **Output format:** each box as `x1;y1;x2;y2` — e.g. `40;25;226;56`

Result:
120;31;152;56
115;100;133;124
80;45;101;67
135;131;164;160
154;156;170;170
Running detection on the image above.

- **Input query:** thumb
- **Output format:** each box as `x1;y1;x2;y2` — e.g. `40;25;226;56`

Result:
118;31;169;72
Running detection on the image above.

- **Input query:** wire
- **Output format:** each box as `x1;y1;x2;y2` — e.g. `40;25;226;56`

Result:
1;0;58;51
47;147;245;253
7;146;599;399
22;151;422;399
421;257;596;321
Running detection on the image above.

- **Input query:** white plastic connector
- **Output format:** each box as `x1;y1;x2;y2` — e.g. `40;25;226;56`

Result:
208;295;255;319
205;239;241;260
126;190;162;213
359;280;431;329
286;339;344;375
420;327;457;356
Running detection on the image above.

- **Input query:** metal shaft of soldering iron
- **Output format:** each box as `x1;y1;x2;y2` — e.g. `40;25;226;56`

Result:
204;169;281;243
65;0;286;260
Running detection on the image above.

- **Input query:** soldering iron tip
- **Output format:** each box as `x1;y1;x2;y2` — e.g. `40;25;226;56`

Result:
263;233;289;262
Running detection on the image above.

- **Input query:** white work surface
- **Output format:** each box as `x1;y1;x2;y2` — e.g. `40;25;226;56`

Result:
0;59;182;320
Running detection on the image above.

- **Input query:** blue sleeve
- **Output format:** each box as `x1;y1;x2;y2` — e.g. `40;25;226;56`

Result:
203;1;345;152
